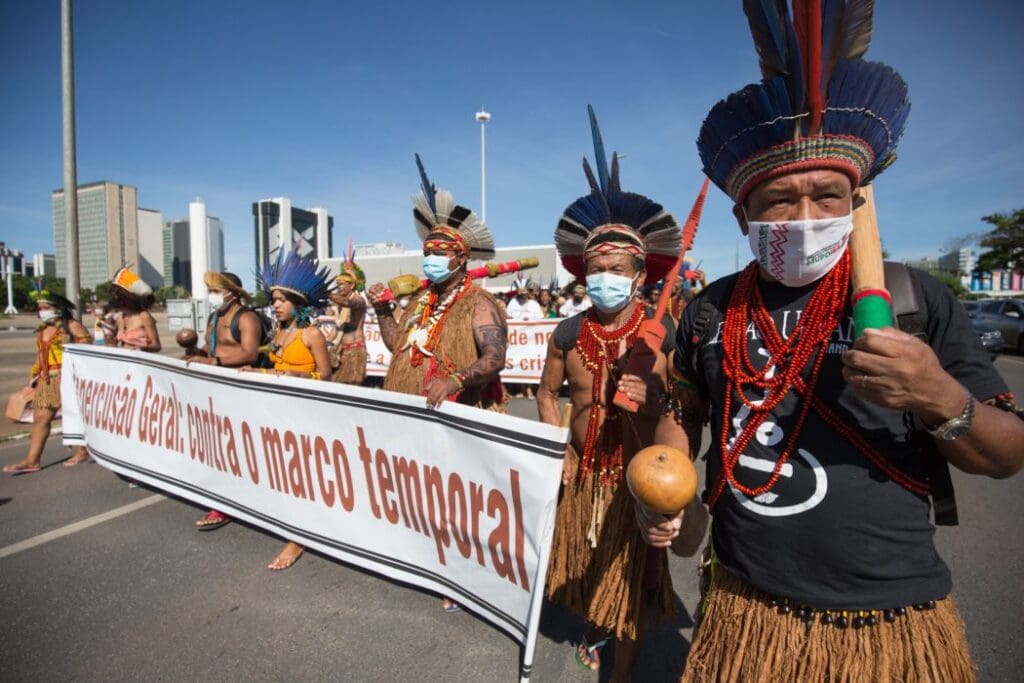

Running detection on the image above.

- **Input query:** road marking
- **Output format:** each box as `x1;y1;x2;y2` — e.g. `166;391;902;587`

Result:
0;494;165;560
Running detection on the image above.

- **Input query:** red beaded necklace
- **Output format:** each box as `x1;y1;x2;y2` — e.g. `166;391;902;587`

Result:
708;251;929;510
575;302;646;486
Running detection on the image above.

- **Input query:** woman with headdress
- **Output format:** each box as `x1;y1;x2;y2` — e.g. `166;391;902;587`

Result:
253;250;333;570
109;267;161;352
3;285;91;473
328;251;369;385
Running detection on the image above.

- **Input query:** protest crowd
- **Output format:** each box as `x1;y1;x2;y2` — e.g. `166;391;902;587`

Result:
6;3;1024;681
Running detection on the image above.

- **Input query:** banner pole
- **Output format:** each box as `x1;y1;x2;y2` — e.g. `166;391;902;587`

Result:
520;402;572;682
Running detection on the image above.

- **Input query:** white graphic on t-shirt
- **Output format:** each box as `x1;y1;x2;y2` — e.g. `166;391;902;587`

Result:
727;347;828;516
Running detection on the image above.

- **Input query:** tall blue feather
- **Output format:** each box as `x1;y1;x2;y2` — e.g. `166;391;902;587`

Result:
415;153;437;215
587;104;610;197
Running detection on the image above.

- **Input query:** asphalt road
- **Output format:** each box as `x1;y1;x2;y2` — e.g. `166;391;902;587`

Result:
1;359;1023;682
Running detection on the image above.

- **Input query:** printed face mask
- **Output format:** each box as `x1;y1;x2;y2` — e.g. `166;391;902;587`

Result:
746;213;853;287
38;309;58;322
423;254;455;283
586;272;638;313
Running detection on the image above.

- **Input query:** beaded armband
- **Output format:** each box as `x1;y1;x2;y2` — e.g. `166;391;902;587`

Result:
450;371;466;391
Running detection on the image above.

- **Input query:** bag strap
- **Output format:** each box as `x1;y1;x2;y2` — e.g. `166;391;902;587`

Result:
884;262;957;526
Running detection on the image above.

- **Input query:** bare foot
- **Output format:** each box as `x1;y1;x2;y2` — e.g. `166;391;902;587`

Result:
3;461;42;475
442;598;461;613
268;542;304;570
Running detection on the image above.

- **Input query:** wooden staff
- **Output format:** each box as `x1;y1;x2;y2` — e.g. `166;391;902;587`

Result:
849;185;894;338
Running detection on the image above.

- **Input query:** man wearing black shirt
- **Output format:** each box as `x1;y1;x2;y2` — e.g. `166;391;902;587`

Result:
639;6;1024;681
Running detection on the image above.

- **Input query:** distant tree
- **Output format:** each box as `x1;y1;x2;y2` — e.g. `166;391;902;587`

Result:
250;289;269;307
154;285;190;304
94;282;112;303
976;209;1024;271
934;271;967;297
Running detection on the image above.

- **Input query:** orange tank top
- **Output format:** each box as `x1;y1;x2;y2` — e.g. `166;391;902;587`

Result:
268;334;316;373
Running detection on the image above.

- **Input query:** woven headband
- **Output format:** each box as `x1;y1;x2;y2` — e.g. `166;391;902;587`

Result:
424;226;468;254
583;224;646;259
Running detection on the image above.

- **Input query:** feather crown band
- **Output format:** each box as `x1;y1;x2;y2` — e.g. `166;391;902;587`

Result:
555;105;681;285
256;250;333;305
336;240;366;291
412;154;495;260
697;0;910;203
30;280;75;312
112;265;152;296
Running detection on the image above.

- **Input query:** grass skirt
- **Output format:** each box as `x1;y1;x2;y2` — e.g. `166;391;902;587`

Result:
33;370;62;410
545;445;675;640
331;347;367;385
682;565;975;682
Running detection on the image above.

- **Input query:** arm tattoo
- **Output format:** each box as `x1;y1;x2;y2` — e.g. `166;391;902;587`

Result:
461;299;508;389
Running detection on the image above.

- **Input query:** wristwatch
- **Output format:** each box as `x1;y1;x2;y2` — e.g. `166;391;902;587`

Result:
925;391;975;441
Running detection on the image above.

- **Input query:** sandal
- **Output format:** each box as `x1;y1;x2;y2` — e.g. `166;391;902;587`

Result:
195;510;231;531
574;633;609;672
63;452;92;467
3;462;42;475
268;544;304;571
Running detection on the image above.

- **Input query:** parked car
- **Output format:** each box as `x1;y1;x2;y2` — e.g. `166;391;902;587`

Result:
973;299;1024;354
969;318;1005;360
960;300;981;318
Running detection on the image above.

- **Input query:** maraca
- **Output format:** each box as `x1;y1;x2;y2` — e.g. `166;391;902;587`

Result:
176;329;199;357
626;445;698;515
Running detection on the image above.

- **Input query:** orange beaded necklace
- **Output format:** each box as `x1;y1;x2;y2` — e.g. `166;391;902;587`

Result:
575;302;646;486
708;251;929;510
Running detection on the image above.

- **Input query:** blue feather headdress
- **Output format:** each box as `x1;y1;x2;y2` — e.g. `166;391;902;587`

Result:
555;105;681;285
412;154;495;260
697;0;910;203
256;250;333;307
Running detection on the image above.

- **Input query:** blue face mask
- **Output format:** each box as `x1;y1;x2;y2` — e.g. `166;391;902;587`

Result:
586;272;637;313
423;254;454;283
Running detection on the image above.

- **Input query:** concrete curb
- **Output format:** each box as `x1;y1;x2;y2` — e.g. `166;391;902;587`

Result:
0;425;62;444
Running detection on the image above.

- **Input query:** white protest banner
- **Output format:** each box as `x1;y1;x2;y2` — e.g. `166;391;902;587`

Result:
364;319;561;384
60;345;568;681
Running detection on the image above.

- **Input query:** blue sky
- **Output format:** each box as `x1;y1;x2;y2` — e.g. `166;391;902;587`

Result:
2;0;1022;288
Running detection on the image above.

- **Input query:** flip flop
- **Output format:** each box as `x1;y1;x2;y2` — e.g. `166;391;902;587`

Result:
574;634;609;672
3;463;42;475
268;549;304;571
195;510;231;531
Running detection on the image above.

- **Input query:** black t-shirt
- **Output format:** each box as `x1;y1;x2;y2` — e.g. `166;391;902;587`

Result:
675;268;1008;609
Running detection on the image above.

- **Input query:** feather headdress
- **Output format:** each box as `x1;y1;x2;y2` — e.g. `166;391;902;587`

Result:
336;239;366;292
112;265;152;296
256;250;333;305
412;154;495;260
698;0;909;203
555;105;682;285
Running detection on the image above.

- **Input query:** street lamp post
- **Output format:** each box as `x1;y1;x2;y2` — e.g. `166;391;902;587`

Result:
475;108;491;223
61;0;81;310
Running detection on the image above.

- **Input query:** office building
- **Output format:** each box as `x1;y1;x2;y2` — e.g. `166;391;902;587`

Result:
52;181;139;291
162;214;225;291
33;253;57;278
137;207;165;288
252;198;332;275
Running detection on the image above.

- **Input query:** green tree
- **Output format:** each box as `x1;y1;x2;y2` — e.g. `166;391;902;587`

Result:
12;275;67;310
154;285;190;304
250;289;269;307
976;209;1024;271
933;271;967;297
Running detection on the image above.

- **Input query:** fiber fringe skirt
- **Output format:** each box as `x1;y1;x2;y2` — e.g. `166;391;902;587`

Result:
682;564;975;683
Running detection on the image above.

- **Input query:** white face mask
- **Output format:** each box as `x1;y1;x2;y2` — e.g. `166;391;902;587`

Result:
208;292;227;310
38;309;58;322
746;212;853;287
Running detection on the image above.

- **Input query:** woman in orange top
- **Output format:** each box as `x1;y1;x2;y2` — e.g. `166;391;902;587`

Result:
3;289;91;474
252;252;333;570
